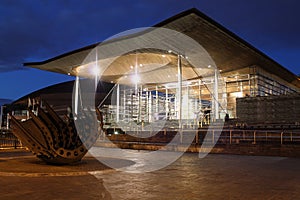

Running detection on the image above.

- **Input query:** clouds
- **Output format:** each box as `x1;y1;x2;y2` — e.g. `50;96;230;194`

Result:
0;0;299;99
197;0;300;74
0;0;298;71
0;0;186;72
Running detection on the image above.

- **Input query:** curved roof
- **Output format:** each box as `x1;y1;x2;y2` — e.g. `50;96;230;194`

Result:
24;8;300;88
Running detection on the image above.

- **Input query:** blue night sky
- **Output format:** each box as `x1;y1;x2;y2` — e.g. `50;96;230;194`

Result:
0;0;299;100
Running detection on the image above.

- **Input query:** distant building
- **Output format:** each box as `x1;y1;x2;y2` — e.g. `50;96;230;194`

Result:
0;99;12;129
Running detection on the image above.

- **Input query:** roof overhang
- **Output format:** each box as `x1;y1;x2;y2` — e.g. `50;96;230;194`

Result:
24;8;300;88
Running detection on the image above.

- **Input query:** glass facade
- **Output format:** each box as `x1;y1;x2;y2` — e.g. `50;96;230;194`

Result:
98;65;300;129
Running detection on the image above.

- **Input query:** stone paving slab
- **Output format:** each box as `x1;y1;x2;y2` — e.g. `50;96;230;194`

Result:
1;149;300;200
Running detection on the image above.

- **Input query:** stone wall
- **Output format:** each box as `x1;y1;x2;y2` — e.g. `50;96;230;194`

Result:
236;95;300;125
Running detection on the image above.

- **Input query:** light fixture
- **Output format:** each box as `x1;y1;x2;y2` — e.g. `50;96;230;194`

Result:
162;54;166;58
130;65;134;69
168;50;172;53
139;64;143;67
208;65;211;68
131;74;140;84
92;66;100;75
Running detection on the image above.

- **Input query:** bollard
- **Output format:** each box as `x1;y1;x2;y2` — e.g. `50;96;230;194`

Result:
195;131;199;144
14;138;17;149
253;131;256;144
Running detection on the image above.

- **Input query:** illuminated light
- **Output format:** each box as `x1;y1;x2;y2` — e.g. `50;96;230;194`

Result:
67;72;71;76
130;65;134;69
208;65;211;68
234;92;243;98
168;50;172;53
131;74;140;83
93;66;100;75
114;131;119;135
110;81;114;83
219;69;223;72
139;64;143;67
185;56;188;59
162;54;166;58
124;75;128;78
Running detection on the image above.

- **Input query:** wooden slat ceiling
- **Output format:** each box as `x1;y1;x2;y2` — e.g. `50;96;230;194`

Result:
24;8;300;88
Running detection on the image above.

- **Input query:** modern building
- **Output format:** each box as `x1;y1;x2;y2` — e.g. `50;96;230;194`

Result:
21;8;300;129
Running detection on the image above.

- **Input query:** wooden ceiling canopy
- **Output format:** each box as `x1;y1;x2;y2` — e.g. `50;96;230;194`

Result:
24;8;300;88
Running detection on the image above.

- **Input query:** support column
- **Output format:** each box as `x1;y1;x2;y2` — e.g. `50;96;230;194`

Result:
146;90;149;122
74;76;80;117
155;86;159;116
95;49;98;91
178;54;182;130
199;80;203;127
123;89;126;122
213;68;219;120
116;84;120;122
139;85;143;122
148;90;152;122
187;85;189;123
165;88;168;120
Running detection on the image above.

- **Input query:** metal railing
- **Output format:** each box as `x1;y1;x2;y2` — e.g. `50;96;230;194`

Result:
196;129;300;145
101;127;300;146
0;129;23;149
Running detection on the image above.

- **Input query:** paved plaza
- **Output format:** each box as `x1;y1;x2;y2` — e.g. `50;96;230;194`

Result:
0;149;299;199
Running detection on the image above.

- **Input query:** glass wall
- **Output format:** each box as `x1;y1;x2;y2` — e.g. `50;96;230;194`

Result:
224;66;299;118
98;65;300;129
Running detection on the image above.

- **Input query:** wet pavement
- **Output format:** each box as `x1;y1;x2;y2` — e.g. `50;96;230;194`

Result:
0;148;299;199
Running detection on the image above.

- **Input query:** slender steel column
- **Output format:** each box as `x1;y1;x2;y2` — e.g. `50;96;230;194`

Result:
213;68;219;120
178;54;182;129
74;76;79;117
95;49;98;90
148;90;152;122
165;88;168;119
116;84;120;122
155;85;159;117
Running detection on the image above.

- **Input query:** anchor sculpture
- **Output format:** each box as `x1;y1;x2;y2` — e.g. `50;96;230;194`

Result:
10;99;103;164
